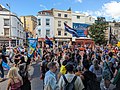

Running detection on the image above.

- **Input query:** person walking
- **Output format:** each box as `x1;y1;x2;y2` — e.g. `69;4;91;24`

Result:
6;67;23;90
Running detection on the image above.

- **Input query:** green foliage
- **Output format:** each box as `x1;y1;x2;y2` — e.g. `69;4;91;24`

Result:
88;20;108;45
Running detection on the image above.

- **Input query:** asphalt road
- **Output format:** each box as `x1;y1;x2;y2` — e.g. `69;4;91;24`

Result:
31;62;43;90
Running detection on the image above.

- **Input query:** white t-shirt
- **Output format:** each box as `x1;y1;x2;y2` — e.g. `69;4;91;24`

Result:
58;73;84;90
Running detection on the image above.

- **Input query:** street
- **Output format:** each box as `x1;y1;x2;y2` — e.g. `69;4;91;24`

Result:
0;61;43;90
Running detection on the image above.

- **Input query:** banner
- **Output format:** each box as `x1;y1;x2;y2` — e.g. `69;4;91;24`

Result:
28;38;38;58
73;23;90;37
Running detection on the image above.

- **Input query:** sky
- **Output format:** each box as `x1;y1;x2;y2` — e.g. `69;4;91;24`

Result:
0;0;120;21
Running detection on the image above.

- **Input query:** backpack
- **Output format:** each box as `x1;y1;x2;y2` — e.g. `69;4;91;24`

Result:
86;79;101;90
62;75;77;90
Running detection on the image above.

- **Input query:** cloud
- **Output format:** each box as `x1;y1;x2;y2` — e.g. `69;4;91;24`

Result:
76;0;82;3
80;1;120;20
40;4;47;10
102;1;120;19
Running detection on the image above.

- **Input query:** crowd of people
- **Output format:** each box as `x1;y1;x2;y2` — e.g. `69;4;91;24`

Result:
0;45;31;90
41;44;120;90
0;43;120;90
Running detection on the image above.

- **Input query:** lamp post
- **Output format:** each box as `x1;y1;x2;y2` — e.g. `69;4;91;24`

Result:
6;3;11;47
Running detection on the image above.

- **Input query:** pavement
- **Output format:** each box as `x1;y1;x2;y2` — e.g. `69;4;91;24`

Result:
0;61;43;90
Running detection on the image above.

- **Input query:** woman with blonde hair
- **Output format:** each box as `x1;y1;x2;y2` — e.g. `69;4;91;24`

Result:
6;67;23;90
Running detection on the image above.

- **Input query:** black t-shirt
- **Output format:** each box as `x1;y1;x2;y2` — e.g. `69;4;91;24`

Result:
82;70;97;89
14;54;21;64
20;55;25;64
83;53;87;60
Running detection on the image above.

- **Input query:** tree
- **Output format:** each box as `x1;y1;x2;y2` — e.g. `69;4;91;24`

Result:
88;17;108;45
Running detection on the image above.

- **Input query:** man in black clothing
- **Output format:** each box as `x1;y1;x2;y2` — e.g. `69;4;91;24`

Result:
81;61;101;90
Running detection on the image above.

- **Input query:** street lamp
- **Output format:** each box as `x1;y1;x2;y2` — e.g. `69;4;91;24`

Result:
6;3;11;47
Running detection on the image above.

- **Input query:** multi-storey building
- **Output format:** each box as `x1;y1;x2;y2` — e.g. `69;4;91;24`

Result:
36;8;95;47
36;10;54;47
108;22;120;43
0;5;25;47
52;8;72;45
72;12;95;24
72;12;95;46
20;15;37;38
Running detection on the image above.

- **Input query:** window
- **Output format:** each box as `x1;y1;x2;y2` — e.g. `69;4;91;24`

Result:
4;28;9;36
17;22;19;28
64;14;68;17
4;19;9;26
46;19;50;26
77;16;80;19
58;21;61;27
58;13;61;17
20;31;21;37
58;31;61;36
46;29;50;36
38;19;41;25
38;29;41;36
64;31;67;36
17;30;19;36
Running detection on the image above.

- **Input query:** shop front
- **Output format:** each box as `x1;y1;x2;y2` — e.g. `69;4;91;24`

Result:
54;37;72;46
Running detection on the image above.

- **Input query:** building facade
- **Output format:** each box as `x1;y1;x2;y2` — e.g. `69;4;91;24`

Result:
72;12;95;46
108;22;120;43
36;10;54;47
20;15;37;38
72;12;95;24
52;8;72;45
0;5;25;47
36;8;96;47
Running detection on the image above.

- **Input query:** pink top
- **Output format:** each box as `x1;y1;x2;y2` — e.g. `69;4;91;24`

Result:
10;78;22;90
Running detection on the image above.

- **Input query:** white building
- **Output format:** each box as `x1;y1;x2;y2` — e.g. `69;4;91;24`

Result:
36;10;54;47
36;9;95;46
0;5;25;47
72;12;95;46
52;8;72;45
72;12;95;24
